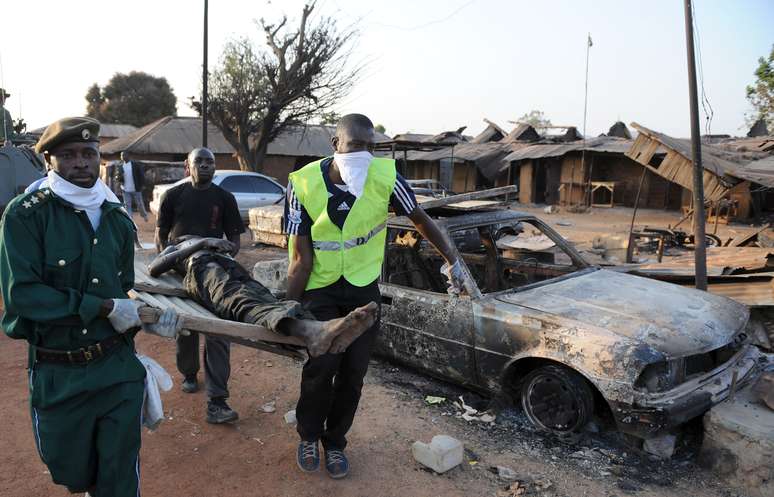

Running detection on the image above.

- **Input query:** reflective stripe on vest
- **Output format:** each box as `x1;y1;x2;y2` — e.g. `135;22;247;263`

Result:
288;157;396;290
312;223;386;251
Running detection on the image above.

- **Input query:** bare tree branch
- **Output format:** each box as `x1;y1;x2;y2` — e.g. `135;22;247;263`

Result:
199;4;361;172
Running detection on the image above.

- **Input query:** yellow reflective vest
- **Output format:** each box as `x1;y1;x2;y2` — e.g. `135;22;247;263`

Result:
288;157;397;290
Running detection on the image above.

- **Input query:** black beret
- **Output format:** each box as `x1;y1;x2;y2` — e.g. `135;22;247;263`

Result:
35;117;100;154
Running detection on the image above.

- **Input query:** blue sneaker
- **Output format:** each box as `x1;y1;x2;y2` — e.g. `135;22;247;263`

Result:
324;448;349;479
297;440;320;473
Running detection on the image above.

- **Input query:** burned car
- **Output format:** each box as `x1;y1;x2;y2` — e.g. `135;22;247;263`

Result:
375;210;767;439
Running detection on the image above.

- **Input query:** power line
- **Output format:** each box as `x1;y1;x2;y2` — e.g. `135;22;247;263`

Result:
369;0;475;31
691;1;714;139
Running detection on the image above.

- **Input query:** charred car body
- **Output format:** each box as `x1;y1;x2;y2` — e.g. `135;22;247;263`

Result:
375;210;768;438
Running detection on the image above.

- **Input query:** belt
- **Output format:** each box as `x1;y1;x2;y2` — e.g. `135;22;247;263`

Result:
33;334;126;365
45;315;85;326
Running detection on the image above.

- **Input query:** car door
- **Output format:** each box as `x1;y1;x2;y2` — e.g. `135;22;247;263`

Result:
252;176;285;207
218;175;255;221
377;283;477;387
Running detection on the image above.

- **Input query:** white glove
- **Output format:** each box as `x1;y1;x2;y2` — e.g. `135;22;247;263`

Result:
108;299;143;333
143;307;184;338
440;259;465;295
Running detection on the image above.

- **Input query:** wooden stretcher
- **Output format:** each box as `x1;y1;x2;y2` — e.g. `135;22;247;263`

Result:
131;256;306;360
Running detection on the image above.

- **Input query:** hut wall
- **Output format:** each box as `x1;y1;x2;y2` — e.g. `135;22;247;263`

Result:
558;155;588;205
519;161;534;203
728;181;751;220
452;162;478;193
589;154;682;210
402;160;440;182
260;156;298;185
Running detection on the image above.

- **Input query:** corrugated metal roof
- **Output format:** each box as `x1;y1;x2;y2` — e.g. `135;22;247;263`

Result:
101;117;390;157
471;122;506;144
731;156;774;188
634;247;774;276
701;280;774;307
630;123;774;188
410;142;510;162
265;125;390;157
392;133;435;143
100;124;138;138
630;123;746;177
29;122;137;139
502;136;635;162
101;116;235;155
502;123;540;143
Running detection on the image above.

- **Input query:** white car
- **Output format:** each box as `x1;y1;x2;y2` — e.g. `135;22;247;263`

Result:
149;170;285;223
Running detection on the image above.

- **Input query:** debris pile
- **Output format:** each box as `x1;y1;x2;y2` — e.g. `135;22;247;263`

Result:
495;478;553;496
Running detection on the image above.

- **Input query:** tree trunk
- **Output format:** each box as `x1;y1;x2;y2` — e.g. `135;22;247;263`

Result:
237;133;254;172
237;153;252;172
252;144;269;173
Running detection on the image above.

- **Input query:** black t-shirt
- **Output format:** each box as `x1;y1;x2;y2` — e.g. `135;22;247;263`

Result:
157;182;245;242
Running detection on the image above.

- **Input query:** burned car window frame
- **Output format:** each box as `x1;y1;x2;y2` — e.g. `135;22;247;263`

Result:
382;210;590;298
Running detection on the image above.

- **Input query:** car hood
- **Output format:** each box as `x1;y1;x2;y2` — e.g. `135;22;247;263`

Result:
496;268;749;358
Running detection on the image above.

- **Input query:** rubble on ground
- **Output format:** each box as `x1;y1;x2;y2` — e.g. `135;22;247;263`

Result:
283;409;297;425
411;435;463;473
751;370;774;410
643;434;677;460
699;386;773;497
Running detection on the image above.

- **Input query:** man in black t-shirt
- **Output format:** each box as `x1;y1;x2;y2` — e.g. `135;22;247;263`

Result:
156;147;245;424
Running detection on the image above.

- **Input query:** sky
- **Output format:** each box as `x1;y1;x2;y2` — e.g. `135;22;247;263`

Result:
2;0;772;138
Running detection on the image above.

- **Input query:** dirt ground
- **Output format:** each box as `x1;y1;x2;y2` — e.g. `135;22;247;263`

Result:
0;209;758;497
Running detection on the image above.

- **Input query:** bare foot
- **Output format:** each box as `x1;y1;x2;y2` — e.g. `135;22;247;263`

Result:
328;302;378;354
289;303;379;356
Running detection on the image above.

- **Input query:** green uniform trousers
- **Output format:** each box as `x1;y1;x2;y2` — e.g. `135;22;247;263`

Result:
30;366;144;496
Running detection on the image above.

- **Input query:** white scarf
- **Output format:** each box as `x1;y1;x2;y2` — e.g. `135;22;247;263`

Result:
332;151;373;198
47;171;120;230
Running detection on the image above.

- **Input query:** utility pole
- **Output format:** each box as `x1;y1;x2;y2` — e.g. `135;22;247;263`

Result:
579;33;592;208
683;0;708;290
202;0;209;147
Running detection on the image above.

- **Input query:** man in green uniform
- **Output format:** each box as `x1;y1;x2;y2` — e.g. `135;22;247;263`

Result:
0;117;179;496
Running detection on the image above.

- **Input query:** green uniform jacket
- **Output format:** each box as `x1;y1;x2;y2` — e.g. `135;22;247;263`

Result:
0;187;145;409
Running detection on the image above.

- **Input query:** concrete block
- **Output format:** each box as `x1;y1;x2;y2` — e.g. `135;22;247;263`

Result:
699;386;774;497
411;435;463;474
252;259;289;294
248;205;284;233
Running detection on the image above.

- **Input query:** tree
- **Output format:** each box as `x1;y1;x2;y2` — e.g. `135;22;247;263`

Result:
374;124;386;134
319;111;341;125
746;45;774;131
517;110;552;129
196;3;360;171
85;71;177;127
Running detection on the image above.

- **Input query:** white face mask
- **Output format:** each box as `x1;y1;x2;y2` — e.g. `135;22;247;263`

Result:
333;151;373;198
47;171;120;230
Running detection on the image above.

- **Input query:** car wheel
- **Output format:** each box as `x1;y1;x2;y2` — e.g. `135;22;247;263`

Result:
520;365;594;434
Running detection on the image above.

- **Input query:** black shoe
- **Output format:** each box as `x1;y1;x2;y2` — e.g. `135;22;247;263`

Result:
324;448;349;479
206;397;239;424
297;440;320;473
181;375;199;394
